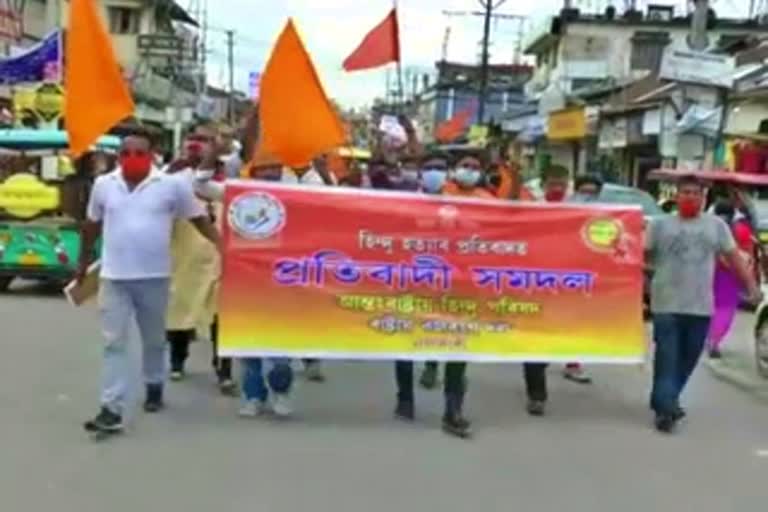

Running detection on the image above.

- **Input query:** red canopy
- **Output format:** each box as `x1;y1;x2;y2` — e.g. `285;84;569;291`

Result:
648;168;768;186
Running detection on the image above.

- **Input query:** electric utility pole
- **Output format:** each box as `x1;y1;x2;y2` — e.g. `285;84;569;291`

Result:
444;1;525;123
226;29;235;124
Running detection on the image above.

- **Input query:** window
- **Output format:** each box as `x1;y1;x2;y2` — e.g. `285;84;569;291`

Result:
630;31;670;71
108;7;141;35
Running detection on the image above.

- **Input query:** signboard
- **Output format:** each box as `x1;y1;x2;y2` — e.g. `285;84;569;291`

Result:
248;71;261;101
547;107;587;141
219;183;645;362
0;173;60;218
642;109;661;136
138;35;184;57
0;30;61;85
598;117;628;149
13;82;64;127
0;6;22;41
660;48;735;88
33;83;64;122
467;125;489;147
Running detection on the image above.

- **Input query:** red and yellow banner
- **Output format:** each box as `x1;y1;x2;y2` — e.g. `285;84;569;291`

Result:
219;182;645;363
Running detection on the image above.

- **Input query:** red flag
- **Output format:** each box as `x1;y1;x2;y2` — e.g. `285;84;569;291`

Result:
343;8;400;72
434;100;477;143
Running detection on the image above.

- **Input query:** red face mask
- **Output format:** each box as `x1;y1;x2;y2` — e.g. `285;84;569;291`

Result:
120;152;153;182
677;197;702;218
544;189;566;202
185;141;204;156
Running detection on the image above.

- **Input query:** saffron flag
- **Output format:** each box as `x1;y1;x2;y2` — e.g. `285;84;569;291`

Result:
259;20;345;168
65;0;134;158
434;100;477;143
343;8;400;72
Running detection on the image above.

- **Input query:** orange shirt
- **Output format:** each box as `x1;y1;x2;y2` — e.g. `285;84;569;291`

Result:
442;181;495;199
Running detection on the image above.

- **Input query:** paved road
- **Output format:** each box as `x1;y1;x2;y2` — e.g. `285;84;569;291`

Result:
1;283;767;512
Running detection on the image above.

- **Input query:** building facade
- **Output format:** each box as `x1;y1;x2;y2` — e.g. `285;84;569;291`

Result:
517;5;768;182
413;60;532;144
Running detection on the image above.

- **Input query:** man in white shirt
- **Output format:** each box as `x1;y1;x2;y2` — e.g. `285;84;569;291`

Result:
78;131;220;435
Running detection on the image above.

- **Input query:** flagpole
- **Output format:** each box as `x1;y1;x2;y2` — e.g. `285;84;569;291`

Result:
393;0;404;112
396;62;404;112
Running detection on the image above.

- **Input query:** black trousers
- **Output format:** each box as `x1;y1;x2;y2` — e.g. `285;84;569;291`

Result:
395;361;466;403
524;363;548;402
210;317;232;381
167;329;195;371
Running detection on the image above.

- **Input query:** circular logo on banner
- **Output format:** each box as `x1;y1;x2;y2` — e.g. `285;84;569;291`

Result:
228;192;286;240
582;217;622;252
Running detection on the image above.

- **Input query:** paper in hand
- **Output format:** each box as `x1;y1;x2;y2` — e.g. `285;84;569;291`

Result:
63;261;100;307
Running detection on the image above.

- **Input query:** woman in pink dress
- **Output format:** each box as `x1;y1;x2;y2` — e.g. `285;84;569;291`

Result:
709;201;755;359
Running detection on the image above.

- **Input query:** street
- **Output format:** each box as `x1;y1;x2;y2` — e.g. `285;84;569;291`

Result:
1;283;767;512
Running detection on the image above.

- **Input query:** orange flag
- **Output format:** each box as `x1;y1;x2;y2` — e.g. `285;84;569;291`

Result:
65;0;134;157
259;20;345;167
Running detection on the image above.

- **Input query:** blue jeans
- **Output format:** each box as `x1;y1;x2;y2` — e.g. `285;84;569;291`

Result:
650;314;711;416
241;358;293;402
98;279;170;415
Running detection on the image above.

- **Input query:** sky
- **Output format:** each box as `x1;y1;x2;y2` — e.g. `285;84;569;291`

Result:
202;0;748;109
204;0;562;107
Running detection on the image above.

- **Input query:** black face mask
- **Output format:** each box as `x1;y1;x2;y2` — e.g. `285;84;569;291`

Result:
485;171;502;188
369;170;394;190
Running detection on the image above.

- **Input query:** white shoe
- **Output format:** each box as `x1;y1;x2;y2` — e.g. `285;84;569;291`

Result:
272;393;294;418
563;366;592;384
239;400;270;418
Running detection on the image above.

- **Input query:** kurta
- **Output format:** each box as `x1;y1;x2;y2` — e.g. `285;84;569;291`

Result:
166;170;221;335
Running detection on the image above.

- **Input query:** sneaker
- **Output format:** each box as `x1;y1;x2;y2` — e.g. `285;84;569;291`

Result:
672;406;687;422
709;349;722;360
170;370;185;382
304;362;326;383
272;393;294;418
563;365;592;384
239;400;271;418
419;365;439;390
84;407;124;432
394;400;415;421
442;413;472;438
526;400;546;417
654;414;677;434
143;384;165;413
219;378;237;396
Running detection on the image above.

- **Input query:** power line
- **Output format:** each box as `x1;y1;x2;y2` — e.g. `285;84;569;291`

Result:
443;1;526;123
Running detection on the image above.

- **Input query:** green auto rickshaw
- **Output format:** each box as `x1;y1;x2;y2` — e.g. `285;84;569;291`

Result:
0;129;120;291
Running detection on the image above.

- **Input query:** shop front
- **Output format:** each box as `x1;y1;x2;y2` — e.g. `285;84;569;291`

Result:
545;107;590;175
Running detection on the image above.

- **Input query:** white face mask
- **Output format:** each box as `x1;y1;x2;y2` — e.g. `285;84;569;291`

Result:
453;167;481;187
299;169;325;186
401;169;420;184
421;169;446;193
194;170;215;181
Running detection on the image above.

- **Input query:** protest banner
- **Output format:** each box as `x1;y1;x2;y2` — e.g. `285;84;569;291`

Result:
219;182;645;363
